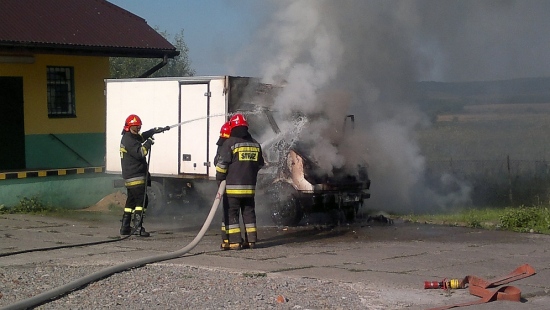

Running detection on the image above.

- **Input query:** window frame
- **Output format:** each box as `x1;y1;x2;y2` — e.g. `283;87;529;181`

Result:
47;66;76;118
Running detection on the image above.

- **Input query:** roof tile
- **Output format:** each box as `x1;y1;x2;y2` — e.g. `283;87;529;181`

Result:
0;0;178;57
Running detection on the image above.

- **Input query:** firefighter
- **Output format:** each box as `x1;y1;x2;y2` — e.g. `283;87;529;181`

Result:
216;113;264;250
119;114;169;237
215;121;232;248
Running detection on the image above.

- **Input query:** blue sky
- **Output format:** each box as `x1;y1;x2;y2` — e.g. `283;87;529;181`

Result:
108;0;269;76
107;1;550;82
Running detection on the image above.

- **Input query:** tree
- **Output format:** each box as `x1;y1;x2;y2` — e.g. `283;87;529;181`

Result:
109;29;196;78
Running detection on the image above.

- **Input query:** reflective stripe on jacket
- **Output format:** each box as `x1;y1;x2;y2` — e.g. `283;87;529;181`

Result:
120;131;148;181
216;137;264;197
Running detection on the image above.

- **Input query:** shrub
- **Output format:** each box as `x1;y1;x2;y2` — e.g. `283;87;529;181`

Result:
499;205;550;233
0;197;55;214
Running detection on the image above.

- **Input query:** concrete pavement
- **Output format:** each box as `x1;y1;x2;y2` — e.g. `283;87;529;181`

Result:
1;213;549;309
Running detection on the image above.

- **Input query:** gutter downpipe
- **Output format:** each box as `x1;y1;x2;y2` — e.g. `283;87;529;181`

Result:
138;54;169;78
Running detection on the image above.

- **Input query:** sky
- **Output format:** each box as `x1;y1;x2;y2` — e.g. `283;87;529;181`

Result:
108;0;550;214
108;0;270;77
109;0;550;82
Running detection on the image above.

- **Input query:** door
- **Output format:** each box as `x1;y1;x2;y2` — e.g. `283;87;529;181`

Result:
0;77;25;170
179;82;210;175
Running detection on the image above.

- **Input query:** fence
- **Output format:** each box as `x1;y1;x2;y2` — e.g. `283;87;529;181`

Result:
426;156;550;207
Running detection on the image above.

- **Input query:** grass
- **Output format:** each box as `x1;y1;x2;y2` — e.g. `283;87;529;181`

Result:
418;117;550;161
0;196;120;222
400;208;502;228
0;196;56;214
401;204;550;234
2;196;550;235
411;104;550;234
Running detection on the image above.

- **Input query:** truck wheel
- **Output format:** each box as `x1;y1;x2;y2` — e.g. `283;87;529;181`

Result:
344;203;361;223
329;209;346;226
146;181;165;217
267;182;303;227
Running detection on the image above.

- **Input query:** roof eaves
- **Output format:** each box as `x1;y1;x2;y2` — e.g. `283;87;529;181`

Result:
0;41;179;58
0;0;178;58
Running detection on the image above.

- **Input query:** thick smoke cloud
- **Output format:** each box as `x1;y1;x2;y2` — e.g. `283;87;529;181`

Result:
239;0;549;213
412;0;550;82
241;0;550;83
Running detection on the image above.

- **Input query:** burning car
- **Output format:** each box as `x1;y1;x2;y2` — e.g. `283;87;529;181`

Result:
246;108;371;227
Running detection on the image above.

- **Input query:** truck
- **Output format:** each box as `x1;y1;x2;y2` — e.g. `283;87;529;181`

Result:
105;76;370;226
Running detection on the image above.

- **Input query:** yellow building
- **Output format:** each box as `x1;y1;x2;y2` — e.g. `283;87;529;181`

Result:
0;0;178;207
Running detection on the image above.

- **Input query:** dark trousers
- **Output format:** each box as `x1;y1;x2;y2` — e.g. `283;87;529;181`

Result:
121;185;147;232
226;196;257;244
125;185;148;213
221;193;230;242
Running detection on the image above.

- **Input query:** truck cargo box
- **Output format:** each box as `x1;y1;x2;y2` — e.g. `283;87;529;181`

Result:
108;76;227;179
105;76;262;215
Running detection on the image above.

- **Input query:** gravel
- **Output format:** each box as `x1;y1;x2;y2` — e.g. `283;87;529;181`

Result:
0;262;392;310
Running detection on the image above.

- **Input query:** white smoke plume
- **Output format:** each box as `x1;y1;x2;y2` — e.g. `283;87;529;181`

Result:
249;0;482;213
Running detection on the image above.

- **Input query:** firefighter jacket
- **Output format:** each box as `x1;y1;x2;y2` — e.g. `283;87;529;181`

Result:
215;127;264;197
120;129;155;187
214;136;227;167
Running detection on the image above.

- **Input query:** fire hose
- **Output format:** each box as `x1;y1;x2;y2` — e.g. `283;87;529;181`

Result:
425;263;536;310
0;181;226;310
1;139;154;258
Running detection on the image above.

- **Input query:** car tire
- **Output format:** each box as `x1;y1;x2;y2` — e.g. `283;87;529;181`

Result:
146;181;165;217
267;181;303;227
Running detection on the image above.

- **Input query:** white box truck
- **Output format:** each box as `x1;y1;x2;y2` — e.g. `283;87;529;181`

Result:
105;76;371;225
105;76;264;215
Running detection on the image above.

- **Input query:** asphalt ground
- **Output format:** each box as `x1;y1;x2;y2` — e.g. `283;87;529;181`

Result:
1;212;549;310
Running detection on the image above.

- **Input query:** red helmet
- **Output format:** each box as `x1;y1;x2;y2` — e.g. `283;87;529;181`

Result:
220;122;231;138
124;114;142;132
229;113;248;128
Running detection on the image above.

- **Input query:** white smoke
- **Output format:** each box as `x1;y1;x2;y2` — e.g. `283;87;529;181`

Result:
235;0;550;212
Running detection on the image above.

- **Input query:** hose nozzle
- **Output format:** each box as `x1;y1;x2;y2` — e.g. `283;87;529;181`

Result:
424;278;462;289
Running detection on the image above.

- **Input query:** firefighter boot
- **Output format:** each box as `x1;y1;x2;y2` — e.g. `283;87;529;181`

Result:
228;243;242;250
137;227;150;237
220;237;231;250
220;237;238;251
242;224;256;249
119;213;132;235
224;236;242;251
133;212;150;237
220;222;230;250
241;234;255;249
220;241;241;251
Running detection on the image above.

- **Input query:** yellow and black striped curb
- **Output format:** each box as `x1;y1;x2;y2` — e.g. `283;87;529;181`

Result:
0;167;104;180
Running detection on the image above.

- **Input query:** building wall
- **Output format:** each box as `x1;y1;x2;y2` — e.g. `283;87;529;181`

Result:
0;173;121;209
0;54;109;168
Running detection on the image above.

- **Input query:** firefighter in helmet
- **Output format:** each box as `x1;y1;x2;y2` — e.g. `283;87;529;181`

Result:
119;114;169;237
215;121;232;246
216;113;264;250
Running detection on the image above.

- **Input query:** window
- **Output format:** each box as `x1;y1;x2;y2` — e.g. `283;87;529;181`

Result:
47;66;76;117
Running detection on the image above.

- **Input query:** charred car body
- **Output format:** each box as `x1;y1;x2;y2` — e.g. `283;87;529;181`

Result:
248;112;371;226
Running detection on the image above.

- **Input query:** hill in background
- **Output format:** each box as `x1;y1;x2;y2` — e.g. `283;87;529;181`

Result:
415;77;550;120
415;76;550;162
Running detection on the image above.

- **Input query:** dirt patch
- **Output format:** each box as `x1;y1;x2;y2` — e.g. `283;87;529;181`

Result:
82;191;126;212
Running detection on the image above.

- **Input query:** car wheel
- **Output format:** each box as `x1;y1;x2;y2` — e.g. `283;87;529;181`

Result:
146;181;165;217
267;181;303;227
